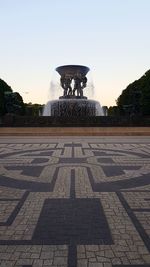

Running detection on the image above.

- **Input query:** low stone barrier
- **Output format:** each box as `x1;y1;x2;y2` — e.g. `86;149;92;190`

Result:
0;114;150;127
0;127;150;136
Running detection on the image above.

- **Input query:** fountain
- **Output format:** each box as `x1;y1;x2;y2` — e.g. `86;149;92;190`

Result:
43;65;103;117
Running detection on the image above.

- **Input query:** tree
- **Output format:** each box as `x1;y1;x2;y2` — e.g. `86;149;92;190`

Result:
0;79;12;115
25;103;44;116
116;69;150;116
4;92;25;115
108;106;120;116
0;78;25;115
140;70;150;115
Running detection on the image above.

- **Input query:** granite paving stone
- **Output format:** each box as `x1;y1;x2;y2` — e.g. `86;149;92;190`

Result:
0;137;149;266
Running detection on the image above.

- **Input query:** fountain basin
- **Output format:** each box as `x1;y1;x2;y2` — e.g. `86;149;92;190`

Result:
43;99;103;117
56;65;90;77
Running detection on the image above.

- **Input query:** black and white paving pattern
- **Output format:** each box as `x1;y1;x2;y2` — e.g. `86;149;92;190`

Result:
0;136;149;267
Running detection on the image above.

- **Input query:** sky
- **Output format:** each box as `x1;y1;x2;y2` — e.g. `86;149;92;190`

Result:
0;0;150;107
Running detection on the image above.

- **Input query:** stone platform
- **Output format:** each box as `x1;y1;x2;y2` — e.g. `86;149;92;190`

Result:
0;126;150;136
0;136;150;266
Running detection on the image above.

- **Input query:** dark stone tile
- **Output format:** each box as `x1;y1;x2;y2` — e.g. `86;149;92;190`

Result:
6;166;44;177
102;165;140;177
92;148;150;159
93;151;109;156
32;198;113;245
97;158;114;164
32;158;49;164
59;158;86;163
38;151;53;156
133;208;150;212
64;143;82;147
70;170;76;199
68;244;77;267
0;149;53;159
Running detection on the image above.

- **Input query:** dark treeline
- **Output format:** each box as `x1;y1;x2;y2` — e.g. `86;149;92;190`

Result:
0;79;43;116
108;69;150;116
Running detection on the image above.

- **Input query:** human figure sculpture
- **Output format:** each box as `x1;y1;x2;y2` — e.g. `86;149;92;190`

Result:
66;77;72;95
73;74;87;97
60;75;67;96
73;75;83;97
81;75;87;89
60;75;72;96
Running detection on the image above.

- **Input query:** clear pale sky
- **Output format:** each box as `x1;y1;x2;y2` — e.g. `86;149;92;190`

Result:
1;0;150;107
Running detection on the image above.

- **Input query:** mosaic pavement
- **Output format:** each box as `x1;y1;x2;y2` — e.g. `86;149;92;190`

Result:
0;137;150;267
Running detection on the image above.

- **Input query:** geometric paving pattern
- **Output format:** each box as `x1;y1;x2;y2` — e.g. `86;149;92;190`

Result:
0;137;150;266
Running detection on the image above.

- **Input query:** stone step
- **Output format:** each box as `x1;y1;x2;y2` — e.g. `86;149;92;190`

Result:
0;127;150;136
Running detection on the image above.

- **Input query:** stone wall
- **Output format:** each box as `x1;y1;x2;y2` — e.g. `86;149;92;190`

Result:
0;114;150;127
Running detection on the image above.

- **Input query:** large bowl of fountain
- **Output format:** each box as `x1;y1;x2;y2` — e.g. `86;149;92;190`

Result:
43;65;103;117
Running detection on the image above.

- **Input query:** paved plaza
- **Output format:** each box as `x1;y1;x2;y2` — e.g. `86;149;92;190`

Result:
0;136;150;267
